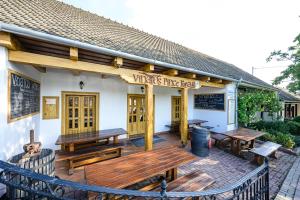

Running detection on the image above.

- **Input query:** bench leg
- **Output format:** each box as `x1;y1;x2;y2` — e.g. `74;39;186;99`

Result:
253;155;264;165
113;136;119;145
170;168;177;181
270;151;278;159
69;144;75;152
69;160;74;175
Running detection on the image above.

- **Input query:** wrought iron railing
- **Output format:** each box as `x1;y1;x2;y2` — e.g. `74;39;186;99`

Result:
0;159;269;200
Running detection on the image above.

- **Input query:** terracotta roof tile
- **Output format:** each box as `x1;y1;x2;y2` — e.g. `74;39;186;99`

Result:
0;0;272;88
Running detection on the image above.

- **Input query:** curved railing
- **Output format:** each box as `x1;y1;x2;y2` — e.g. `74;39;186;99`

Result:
0;160;269;200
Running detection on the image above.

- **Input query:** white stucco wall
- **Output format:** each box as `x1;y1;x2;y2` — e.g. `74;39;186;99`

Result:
0;46;238;160
39;70;194;150
0;47;41;160
191;83;237;133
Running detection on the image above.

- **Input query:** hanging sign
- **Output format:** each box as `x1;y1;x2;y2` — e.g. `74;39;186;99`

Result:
121;72;200;89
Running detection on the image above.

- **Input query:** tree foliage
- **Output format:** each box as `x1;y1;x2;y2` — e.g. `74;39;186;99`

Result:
238;89;282;126
267;33;300;93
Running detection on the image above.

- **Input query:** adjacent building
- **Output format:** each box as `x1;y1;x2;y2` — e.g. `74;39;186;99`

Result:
278;89;300;119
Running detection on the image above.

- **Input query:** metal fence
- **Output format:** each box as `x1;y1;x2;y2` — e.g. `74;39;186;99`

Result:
0;160;269;200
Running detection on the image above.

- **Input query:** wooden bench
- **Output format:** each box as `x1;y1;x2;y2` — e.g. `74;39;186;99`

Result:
152;170;214;193
56;145;122;175
55;128;126;152
210;132;231;148
250;141;281;165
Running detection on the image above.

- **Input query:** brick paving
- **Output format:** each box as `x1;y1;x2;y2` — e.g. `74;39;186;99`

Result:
54;132;297;199
275;157;300;200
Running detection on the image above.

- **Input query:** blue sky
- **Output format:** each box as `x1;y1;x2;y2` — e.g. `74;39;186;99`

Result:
62;0;300;87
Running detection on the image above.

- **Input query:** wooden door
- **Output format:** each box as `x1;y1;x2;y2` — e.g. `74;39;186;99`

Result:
171;96;181;123
65;95;96;134
128;95;145;136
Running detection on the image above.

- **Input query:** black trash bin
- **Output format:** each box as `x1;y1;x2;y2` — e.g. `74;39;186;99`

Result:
191;126;210;157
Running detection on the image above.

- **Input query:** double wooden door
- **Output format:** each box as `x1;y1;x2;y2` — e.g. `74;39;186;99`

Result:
127;94;155;137
171;96;181;123
65;95;97;134
128;95;145;137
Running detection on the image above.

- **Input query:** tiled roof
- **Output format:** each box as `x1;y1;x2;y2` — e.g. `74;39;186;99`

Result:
278;89;300;102
0;0;272;88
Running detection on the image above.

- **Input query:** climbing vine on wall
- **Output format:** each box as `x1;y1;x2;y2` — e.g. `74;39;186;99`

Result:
238;89;282;126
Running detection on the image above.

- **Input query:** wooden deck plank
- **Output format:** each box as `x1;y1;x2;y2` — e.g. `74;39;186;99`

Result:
85;146;196;188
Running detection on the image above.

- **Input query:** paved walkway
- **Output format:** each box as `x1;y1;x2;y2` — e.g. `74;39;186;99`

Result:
275;157;300;200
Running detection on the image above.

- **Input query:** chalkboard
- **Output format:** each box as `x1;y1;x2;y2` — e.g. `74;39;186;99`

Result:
8;70;40;122
194;94;225;110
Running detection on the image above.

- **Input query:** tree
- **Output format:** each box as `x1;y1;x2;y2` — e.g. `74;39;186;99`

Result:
267;33;300;93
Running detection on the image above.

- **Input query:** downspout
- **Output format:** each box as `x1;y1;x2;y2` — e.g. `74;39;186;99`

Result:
236;78;243;129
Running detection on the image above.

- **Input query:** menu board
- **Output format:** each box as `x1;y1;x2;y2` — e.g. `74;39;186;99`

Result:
8;70;40;122
194;94;225;110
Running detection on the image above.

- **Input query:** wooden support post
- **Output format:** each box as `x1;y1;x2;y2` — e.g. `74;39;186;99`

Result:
162;69;178;76
0;32;20;50
199;76;210;82
70;47;78;61
145;84;154;151
180;88;188;146
182;73;196;79
113;57;123;68
140;64;154;72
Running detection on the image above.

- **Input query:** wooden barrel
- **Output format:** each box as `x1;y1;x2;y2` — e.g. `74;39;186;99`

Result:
191;127;210;157
7;148;55;199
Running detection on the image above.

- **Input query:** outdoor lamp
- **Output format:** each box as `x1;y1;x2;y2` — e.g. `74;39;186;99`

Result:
140;86;145;93
79;81;85;90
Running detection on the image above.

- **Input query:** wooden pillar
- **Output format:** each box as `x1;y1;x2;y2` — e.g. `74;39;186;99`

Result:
180;88;188;146
145;84;154;151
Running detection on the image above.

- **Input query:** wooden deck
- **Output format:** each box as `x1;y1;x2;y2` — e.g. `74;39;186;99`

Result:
55;131;296;199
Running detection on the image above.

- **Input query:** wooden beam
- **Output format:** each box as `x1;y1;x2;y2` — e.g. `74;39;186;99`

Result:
222;80;232;84
200;81;224;88
0;32;20;50
162;69;178;76
210;78;223;84
71;70;81;76
140;64;154;72
8;51;203;87
70;47;78;61
113;57;123;68
145;84;154;151
33;65;47;73
199;76;210;82
180;88;188;146
182;73;196;79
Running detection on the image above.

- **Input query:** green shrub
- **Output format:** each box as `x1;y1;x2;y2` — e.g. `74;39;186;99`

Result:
286;121;300;135
274;132;295;149
261;133;276;142
249;121;290;133
293;116;300;123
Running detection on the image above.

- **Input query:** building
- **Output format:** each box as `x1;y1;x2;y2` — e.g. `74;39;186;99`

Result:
0;0;274;160
278;89;300;119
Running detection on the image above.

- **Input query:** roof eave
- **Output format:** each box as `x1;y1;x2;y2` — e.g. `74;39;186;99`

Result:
0;22;273;90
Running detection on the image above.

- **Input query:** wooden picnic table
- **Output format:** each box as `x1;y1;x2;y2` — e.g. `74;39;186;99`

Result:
55;128;127;152
221;128;265;155
85;146;197;189
166;119;208;131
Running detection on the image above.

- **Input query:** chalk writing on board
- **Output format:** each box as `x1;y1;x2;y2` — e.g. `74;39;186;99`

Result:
194;94;225;110
9;71;40;121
